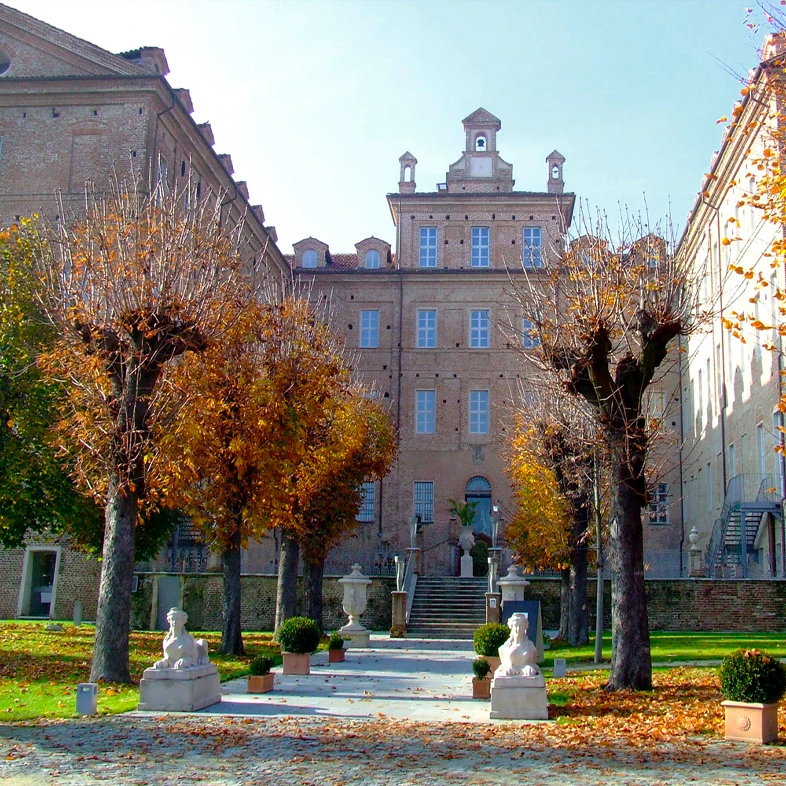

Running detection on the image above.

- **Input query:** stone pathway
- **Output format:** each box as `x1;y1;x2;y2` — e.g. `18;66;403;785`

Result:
1;636;784;785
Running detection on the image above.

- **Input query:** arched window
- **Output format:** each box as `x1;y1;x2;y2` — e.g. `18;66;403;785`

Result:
551;164;560;179
364;249;380;269
465;476;492;536
302;249;318;268
475;135;487;151
404;166;412;182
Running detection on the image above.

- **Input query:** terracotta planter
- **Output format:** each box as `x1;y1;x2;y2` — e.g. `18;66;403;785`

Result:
329;648;346;663
722;700;780;743
485;656;501;674
247;673;274;694
472;677;491;700
282;652;311;675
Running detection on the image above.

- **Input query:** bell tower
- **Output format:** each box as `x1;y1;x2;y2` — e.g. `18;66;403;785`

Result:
546;150;565;194
398;152;417;194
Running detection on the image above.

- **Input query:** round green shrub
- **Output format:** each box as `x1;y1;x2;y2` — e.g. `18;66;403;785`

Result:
328;633;346;651
472;656;491;680
473;622;510;657
277;616;321;655
249;655;272;676
719;649;786;704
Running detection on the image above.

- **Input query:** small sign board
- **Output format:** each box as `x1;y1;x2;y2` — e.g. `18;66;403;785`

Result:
489;597;498;608
553;657;567;678
502;600;544;663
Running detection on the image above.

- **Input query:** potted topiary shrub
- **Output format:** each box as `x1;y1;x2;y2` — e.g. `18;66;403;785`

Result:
472;656;491;700
473;622;510;674
277;616;321;675
247;656;274;694
328;633;346;663
720;648;786;743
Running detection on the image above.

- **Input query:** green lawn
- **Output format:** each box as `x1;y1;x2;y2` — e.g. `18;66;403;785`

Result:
543;630;786;668
0;622;282;721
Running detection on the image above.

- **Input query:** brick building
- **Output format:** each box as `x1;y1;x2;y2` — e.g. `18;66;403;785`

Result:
0;4;288;621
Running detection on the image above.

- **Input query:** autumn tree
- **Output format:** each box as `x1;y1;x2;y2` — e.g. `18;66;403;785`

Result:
0;221;102;547
512;222;699;690
505;402;595;646
294;392;397;629
37;182;254;682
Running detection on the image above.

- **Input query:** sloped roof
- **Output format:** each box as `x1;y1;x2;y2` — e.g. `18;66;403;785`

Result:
462;108;501;128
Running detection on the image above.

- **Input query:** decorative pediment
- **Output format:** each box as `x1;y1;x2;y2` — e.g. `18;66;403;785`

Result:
462;108;501;129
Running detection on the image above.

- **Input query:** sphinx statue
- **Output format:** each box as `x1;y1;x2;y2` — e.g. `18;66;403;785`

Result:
494;612;541;679
153;607;210;670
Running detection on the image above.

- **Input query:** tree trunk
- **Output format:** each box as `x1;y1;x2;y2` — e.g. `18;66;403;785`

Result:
221;524;244;655
90;474;137;683
607;472;652;690
303;556;325;631
568;502;590;646
558;567;570;641
275;530;300;633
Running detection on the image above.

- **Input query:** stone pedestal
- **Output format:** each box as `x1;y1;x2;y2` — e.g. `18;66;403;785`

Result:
138;664;220;712
390;590;408;638
688;526;705;577
460;553;474;578
490;674;548;720
485;592;501;624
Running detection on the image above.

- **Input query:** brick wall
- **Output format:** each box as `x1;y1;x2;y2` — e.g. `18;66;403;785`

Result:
130;573;396;632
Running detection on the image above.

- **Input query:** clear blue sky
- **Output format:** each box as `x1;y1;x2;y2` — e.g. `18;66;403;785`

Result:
8;0;766;252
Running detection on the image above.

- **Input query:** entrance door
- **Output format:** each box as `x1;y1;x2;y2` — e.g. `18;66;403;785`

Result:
29;551;57;617
156;575;181;630
465;476;492;536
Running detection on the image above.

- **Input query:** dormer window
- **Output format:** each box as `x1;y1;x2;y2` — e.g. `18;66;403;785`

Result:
365;249;380;269
475;135;486;151
302;249;318;268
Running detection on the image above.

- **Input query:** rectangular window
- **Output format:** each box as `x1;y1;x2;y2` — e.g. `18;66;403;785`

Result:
357;482;375;522
728;442;736;479
470;309;490;348
648;482;669;525
414;481;434;522
469;390;489;434
707;462;713;511
360;310;379;348
419;226;437;268
650;391;665;419
417;309;437;348
523;226;543;269
757;423;766;476
416;390;436;434
521;318;539;349
471;227;490;267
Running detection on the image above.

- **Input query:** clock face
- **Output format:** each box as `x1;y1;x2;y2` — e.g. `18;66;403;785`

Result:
552;165;560;179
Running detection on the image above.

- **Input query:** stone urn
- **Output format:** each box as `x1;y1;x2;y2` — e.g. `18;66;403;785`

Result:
338;564;372;647
459;527;475;578
497;564;530;603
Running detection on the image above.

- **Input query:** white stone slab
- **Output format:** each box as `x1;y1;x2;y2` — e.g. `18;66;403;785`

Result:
138;669;221;712
489;675;548;720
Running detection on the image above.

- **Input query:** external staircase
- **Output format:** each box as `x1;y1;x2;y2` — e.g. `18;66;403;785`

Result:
706;475;782;577
407;576;487;639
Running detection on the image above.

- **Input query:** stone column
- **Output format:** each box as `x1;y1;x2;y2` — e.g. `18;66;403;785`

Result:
390;591;408;638
405;547;422;575
688;526;705;577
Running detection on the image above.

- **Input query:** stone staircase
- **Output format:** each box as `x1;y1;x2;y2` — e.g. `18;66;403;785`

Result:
407;576;487;639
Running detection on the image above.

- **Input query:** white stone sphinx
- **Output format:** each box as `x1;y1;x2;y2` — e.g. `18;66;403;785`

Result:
138;607;221;712
490;612;548;720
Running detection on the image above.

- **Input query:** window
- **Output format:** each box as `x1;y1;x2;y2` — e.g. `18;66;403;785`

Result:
707;462;713;511
523;227;543;268
650;391;665;419
364;249;380;269
302;249;317;268
417;309;437;348
419;227;437;267
470;390;489;434
471;227;490;267
360;310;379;348
728;442;736;479
757;423;766;476
521;318;539;349
648;483;669;525
470;310;490;348
475;134;486;151
358;482;375;522
414;481;434;522
416;390;436;434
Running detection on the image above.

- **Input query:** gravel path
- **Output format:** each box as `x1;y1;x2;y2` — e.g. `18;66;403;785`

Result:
2;714;786;785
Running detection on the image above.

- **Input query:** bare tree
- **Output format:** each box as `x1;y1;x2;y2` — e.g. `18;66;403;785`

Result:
510;210;699;690
38;181;256;682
